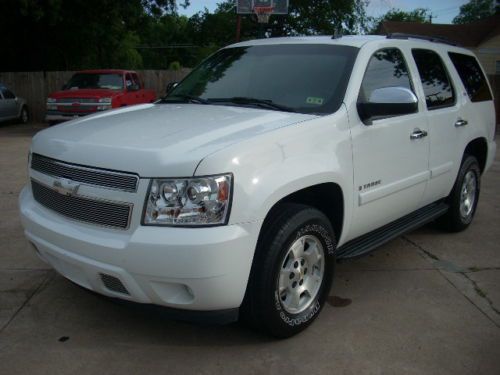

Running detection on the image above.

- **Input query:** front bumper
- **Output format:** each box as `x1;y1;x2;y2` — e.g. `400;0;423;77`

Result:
19;186;261;313
45;110;99;122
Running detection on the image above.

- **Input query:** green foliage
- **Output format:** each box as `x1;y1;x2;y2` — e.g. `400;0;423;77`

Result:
453;0;498;24
370;8;431;34
0;0;372;71
274;0;370;35
168;61;182;70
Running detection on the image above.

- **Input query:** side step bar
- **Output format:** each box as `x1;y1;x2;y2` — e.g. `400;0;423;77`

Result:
336;202;449;259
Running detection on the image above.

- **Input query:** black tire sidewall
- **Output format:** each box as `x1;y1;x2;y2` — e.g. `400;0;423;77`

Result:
449;155;481;228
20;107;29;124
255;207;336;337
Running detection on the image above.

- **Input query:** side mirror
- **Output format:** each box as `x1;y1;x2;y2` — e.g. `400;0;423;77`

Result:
166;82;178;94
357;87;418;125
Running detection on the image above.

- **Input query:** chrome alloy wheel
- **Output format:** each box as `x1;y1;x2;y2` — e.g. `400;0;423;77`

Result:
277;235;325;314
460;170;477;220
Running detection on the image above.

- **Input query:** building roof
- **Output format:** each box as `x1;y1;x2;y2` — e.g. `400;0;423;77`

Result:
377;14;500;47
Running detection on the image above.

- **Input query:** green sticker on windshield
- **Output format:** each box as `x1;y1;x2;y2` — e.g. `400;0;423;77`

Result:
306;97;324;105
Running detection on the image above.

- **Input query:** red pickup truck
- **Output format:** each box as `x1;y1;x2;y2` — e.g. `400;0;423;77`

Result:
45;69;156;124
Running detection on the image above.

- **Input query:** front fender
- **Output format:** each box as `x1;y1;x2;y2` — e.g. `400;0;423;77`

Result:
194;108;354;245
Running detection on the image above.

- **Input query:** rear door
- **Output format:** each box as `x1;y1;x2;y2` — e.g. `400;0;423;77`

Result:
410;48;460;205
349;47;430;239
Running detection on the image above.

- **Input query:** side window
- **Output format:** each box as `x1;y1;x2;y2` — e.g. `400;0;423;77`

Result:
125;73;133;89
448;52;492;102
131;73;141;88
359;48;414;103
412;49;455;110
1;88;15;99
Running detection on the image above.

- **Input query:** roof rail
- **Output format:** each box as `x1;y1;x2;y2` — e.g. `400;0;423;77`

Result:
386;33;460;47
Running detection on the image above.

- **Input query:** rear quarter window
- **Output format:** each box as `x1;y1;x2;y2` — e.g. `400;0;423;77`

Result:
448;52;492;102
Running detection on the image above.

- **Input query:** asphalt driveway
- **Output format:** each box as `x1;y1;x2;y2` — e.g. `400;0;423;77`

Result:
1;123;499;374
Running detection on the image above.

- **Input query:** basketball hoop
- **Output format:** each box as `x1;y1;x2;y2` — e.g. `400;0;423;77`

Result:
254;6;274;23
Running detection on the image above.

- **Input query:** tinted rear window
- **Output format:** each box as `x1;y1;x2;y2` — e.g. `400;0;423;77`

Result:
448;52;492;102
412;49;455;110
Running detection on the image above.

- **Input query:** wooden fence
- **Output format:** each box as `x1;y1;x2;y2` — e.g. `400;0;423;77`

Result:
0;69;191;122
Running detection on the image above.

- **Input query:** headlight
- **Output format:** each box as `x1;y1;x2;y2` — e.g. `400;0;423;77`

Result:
47;98;56;103
98;97;112;103
143;174;232;226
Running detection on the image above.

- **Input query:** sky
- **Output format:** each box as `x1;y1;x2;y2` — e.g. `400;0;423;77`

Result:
179;0;470;24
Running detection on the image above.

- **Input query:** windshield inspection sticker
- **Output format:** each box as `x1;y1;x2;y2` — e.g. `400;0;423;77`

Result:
306;97;324;105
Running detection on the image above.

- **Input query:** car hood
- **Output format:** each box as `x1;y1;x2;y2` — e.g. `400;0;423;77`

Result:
49;89;121;99
31;103;316;177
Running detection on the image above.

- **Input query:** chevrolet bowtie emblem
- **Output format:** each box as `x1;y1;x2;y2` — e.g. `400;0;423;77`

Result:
53;178;80;196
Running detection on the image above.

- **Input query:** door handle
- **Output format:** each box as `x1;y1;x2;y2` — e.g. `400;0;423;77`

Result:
455;118;468;127
410;129;428;140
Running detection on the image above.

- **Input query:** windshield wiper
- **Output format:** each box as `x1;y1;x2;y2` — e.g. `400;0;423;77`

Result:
209;97;296;113
157;94;211;104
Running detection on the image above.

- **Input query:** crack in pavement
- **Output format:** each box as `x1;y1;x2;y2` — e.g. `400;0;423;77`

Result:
402;236;500;328
0;270;55;335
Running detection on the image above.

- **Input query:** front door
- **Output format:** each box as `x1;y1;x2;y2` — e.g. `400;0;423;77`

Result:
348;47;430;239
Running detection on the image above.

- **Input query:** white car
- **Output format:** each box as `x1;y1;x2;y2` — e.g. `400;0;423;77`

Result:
19;35;496;337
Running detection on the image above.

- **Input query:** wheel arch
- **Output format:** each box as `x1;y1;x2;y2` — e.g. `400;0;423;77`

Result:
464;137;488;174
259;183;344;244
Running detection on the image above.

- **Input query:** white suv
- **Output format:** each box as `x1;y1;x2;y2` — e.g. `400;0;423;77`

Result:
19;35;496;337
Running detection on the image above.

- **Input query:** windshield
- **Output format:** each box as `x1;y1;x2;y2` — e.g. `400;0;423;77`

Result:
65;73;124;90
167;44;358;115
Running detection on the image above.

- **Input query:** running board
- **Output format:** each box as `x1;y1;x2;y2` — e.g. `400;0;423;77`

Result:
336;202;449;259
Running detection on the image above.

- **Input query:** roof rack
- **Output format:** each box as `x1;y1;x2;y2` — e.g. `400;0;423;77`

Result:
386;33;460;47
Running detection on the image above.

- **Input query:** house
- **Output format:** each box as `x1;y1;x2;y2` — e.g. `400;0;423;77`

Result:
377;14;500;121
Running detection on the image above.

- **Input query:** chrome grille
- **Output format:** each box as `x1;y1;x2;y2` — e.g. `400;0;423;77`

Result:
100;274;129;295
31;179;132;229
31;153;138;192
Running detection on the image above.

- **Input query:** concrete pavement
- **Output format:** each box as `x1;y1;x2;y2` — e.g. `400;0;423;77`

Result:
0;123;499;374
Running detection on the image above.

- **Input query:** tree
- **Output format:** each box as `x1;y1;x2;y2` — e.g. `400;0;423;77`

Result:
369;8;431;34
453;0;499;24
275;0;370;36
0;0;191;71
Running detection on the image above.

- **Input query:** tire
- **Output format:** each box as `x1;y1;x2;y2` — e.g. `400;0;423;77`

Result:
438;155;481;232
241;203;336;338
19;106;29;124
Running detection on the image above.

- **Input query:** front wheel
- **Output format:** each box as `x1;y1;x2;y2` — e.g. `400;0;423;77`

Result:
438;155;481;232
241;203;336;338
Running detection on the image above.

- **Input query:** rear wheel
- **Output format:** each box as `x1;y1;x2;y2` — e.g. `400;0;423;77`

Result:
19;106;29;124
241;203;336;338
438;155;480;232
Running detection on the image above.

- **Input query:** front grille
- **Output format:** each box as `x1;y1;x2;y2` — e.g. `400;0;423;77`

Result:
31;179;132;229
100;274;129;295
56;98;97;104
58;106;97;112
31;153;138;192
